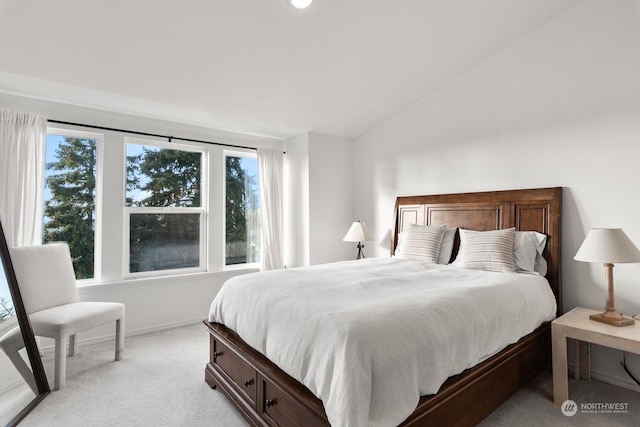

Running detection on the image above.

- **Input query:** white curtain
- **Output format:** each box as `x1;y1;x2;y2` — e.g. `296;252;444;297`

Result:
0;109;46;247
257;147;284;270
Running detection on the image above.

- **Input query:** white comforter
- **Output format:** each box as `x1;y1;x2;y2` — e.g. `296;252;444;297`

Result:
208;257;556;427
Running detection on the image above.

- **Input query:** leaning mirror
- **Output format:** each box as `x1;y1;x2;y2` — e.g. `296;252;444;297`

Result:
0;217;49;426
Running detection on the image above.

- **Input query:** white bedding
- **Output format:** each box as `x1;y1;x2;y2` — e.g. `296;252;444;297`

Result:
208;257;557;427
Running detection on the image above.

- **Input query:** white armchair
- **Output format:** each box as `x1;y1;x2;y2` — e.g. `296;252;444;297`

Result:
10;243;125;390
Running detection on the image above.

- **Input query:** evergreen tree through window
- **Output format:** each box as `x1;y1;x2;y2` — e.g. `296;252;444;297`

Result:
44;134;97;279
126;142;203;274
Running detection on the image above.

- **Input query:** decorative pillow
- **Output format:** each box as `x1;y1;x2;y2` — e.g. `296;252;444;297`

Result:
455;228;516;272
437;228;457;264
514;231;547;274
401;224;446;263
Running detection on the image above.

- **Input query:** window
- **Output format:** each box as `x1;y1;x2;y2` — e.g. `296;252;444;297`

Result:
125;139;205;275
43;130;99;280
225;153;260;266
41;126;267;282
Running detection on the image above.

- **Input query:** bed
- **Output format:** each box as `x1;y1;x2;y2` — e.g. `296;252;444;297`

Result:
203;187;562;427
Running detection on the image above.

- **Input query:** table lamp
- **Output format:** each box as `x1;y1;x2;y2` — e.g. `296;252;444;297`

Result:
343;221;373;259
574;228;640;326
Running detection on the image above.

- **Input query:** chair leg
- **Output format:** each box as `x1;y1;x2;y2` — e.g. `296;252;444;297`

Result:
54;336;67;390
115;318;124;361
68;334;78;357
7;351;39;395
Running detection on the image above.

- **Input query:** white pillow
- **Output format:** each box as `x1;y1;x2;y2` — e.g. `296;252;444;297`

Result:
400;224;446;263
394;231;407;256
454;228;516;273
437;228;457;264
535;254;548;276
395;227;456;264
514;231;547;274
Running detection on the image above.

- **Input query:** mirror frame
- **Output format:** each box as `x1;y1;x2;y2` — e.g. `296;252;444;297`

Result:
0;217;49;426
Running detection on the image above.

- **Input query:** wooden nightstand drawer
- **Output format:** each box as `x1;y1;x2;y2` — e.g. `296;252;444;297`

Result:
212;338;257;406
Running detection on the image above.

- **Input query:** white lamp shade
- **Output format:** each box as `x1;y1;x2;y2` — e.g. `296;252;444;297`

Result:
574;228;640;263
343;221;373;243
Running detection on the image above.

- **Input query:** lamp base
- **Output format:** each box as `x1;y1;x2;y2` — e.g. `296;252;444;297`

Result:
589;311;635;327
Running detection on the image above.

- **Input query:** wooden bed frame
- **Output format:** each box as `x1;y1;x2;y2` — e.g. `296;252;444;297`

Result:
204;187;562;427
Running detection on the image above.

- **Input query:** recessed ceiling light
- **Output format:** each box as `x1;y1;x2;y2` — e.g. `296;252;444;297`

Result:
289;0;312;9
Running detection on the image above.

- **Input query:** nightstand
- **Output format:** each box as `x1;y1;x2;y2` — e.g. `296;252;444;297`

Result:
552;307;640;404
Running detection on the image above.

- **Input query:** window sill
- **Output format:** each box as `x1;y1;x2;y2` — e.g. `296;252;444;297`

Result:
76;268;259;293
223;262;261;272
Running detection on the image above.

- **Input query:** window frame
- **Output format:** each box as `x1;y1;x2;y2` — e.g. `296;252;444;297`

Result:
223;149;261;270
123;137;208;279
44;127;104;284
42;126;267;285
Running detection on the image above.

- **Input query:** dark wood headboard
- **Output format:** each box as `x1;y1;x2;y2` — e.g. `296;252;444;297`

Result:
392;187;563;315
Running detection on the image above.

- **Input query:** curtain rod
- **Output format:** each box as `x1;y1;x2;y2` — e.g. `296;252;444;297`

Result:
47;119;258;151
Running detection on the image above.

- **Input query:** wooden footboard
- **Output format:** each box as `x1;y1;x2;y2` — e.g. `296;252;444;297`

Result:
204;320;551;427
204;320;329;427
401;322;551;426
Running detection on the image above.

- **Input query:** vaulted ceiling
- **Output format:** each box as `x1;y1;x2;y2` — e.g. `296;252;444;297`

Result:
0;0;580;139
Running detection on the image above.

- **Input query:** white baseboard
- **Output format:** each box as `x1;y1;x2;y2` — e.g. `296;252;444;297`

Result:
568;362;640;394
589;368;640;393
38;317;205;354
0;381;35;425
0;377;25;396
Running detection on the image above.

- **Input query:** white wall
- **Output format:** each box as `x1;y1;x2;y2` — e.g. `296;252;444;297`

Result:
308;133;355;264
0;93;282;343
284;132;355;267
354;0;640;391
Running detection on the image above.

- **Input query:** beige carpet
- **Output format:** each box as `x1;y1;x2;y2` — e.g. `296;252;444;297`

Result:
20;324;248;427
18;323;640;426
479;367;640;426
